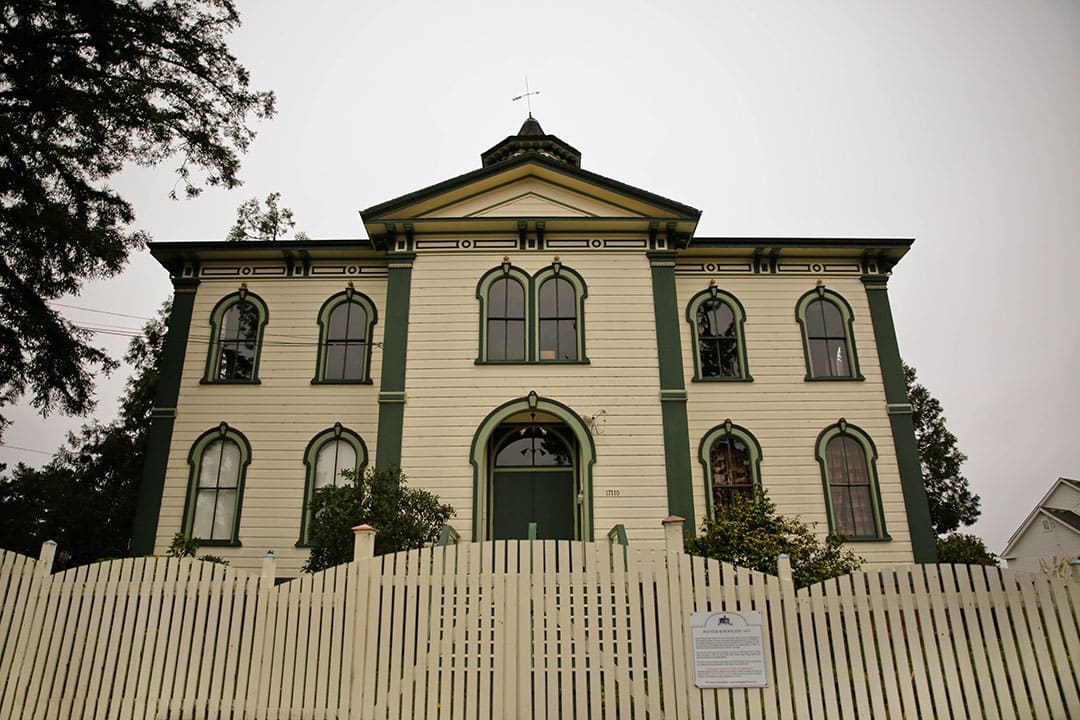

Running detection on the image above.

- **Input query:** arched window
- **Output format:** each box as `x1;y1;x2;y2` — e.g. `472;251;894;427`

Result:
183;423;251;544
816;419;888;540
533;262;587;363
299;424;367;544
204;289;269;383
795;287;862;380
476;261;530;363
698;420;763;518
475;260;588;364
686;286;751;381
314;289;377;383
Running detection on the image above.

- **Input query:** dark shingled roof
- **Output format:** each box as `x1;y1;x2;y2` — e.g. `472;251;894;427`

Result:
518;115;545;136
1043;507;1080;534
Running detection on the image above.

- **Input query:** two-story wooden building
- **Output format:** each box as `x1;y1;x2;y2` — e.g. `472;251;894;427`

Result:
132;117;934;575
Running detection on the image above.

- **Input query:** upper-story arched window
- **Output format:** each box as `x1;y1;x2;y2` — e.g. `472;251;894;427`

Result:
795;287;863;380
314;289;377;383
476;259;587;364
686;286;752;381
204;289;269;383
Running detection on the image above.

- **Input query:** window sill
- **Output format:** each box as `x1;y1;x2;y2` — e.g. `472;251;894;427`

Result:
692;375;754;383
310;378;373;385
192;539;242;547
838;534;892;543
803;374;865;382
200;378;262;385
475;359;591;365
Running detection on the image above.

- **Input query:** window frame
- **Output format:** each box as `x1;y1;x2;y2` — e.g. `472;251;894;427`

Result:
297;423;368;546
203;288;269;384
476;261;531;364
475;259;589;364
181;422;251;546
698;420;763;520
794;286;864;381
686;286;752;382
312;289;378;384
815;419;890;541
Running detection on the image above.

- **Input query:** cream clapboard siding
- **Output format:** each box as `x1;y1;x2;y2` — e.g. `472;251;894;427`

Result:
678;270;914;565
155;271;387;575
402;250;669;546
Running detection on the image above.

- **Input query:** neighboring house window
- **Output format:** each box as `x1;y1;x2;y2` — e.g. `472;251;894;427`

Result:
698;420;763;518
816;419;888;540
299;424;367;544
795;287;863;380
476;259;588;363
686;286;752;381
183;423;251;544
204;289;269;383
314;289;377;383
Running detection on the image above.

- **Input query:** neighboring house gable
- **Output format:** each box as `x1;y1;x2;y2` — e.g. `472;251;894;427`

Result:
1001;477;1080;572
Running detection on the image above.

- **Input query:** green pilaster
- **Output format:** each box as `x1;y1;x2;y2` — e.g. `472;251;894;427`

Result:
647;251;695;534
375;252;416;468
862;274;937;562
131;278;199;555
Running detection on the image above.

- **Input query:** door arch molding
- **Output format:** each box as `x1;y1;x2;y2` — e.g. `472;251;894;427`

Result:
470;390;596;541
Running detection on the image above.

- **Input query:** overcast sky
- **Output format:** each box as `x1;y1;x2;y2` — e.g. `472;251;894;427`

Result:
2;0;1077;556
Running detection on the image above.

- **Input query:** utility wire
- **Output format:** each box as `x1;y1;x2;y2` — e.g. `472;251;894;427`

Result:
50;302;153;322
0;443;54;456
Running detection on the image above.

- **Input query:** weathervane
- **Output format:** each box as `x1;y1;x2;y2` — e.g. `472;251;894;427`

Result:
512;76;540;117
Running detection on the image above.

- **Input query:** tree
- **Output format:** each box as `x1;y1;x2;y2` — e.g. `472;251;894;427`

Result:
0;0;275;435
935;533;999;566
904;363;980;534
226;192;309;242
302;466;455;573
0;304;167;567
685;490;863;588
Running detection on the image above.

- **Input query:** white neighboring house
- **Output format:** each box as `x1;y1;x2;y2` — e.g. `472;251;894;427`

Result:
1001;477;1080;573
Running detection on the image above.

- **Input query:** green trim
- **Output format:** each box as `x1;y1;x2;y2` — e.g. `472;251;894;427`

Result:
180;423;252;544
647;251;695;534
469;392;596;542
202;288;270;383
685;286;753;382
311;288;378;384
815;420;891;542
297;424;368;545
475;262;531;362
360;150;702;224
532;262;589;363
862;275;936;562
375;253;415;468
131;278;198;555
794;286;864;381
698;421;763;521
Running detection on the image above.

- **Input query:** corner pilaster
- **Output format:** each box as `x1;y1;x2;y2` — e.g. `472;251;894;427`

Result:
375;252;416;468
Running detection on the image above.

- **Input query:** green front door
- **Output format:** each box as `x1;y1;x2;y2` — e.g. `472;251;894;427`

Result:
490;423;577;540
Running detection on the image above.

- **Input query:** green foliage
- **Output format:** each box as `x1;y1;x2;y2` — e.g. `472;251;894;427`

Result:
0;305;167;568
302;466;454;573
226;192;309;242
904;363;980;534
935;533;999;566
685;490;863;588
166;532;229;566
0;0;273;432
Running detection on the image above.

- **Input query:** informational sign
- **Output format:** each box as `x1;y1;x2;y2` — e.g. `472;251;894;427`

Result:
690;611;768;688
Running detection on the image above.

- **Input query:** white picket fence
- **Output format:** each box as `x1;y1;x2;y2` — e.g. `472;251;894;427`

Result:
0;520;1077;719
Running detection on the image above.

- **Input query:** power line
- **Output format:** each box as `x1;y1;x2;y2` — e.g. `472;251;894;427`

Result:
50;302;153;322
0;443;54;456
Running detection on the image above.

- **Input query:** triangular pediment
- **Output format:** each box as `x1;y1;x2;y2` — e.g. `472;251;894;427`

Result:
361;153;700;237
420;177;645;219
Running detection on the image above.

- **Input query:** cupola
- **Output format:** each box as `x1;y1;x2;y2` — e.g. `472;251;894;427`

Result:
480;116;582;168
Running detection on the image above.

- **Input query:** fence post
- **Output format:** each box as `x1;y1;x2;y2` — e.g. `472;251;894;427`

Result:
1071;558;1080;585
777;553;792;584
252;551;277;717
37;540;57;576
353;524;376;562
662;516;685;554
